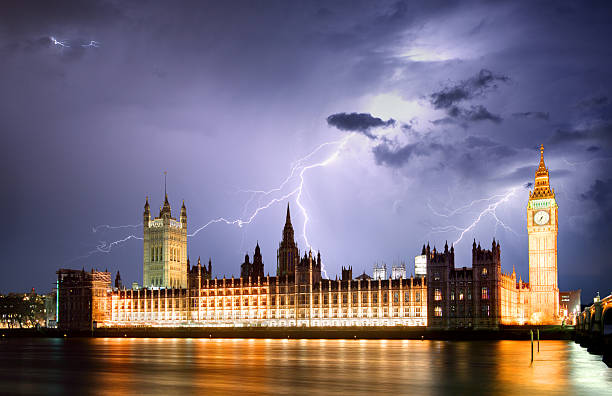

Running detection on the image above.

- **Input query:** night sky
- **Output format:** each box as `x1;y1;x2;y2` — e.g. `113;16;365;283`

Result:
2;1;611;301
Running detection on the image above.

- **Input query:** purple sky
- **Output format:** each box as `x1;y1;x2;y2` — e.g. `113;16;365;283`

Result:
1;1;611;301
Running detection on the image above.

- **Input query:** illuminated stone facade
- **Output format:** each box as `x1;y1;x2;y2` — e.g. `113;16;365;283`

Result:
84;204;428;329
499;145;560;325
99;274;427;328
426;241;505;329
526;145;559;323
142;192;188;289
426;145;561;328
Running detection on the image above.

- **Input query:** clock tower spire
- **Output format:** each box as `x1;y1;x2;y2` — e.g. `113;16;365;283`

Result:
527;144;559;324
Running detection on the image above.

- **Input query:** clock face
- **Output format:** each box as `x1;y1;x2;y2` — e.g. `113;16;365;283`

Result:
534;210;550;225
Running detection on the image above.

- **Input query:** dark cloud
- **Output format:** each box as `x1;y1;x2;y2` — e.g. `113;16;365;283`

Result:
580;179;612;207
577;95;609;109
429;69;509;110
372;142;418;167
372;133;517;170
433;105;502;126
549;129;590;144
326;112;396;139
549;123;612;149
489;144;517;158
512;111;550;121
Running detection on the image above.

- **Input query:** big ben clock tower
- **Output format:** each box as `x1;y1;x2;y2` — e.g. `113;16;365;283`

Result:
527;145;559;323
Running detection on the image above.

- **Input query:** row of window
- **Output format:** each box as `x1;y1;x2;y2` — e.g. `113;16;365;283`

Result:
110;307;425;321
434;287;489;301
113;294;429;310
149;246;182;262
434;305;490;318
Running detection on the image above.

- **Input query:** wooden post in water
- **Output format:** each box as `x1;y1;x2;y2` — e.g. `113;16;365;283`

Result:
530;330;534;362
537;329;540;352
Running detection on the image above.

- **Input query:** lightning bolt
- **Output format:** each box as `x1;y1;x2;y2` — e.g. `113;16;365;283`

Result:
429;187;519;246
66;235;143;263
295;136;350;251
81;40;100;48
50;36;70;47
92;223;142;233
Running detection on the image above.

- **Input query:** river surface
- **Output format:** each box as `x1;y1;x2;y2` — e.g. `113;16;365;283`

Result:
0;338;610;395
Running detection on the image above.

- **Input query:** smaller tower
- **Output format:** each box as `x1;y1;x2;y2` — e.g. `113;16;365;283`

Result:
144;197;150;225
181;200;187;228
114;271;122;289
241;253;251;279
341;265;353;281
252;242;264;279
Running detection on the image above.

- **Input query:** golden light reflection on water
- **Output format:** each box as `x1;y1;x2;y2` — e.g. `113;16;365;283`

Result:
0;338;610;395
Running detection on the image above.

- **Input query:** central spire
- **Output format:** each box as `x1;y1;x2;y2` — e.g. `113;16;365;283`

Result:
164;171;169;203
531;144;554;199
285;202;292;226
537;144;546;174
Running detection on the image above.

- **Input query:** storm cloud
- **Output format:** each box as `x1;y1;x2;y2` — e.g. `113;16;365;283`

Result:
430;69;509;110
326;112;396;139
433;105;502;126
512;111;550;121
580;179;612;207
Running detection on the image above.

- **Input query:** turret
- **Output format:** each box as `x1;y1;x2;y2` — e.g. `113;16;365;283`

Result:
114;271;122;289
341;265;353;281
161;192;171;219
144;196;150;225
180;200;187;227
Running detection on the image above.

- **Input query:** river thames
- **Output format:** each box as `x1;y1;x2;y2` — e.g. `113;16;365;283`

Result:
0;338;610;395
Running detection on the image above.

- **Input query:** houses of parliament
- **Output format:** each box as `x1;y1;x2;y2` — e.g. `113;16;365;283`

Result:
56;146;565;331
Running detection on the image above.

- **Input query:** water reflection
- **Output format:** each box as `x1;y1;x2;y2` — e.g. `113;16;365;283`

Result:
0;338;610;395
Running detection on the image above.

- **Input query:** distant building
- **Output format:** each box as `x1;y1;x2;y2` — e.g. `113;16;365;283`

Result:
373;263;387;280
56;269;111;331
559;289;581;324
0;291;46;329
415;255;427;276
44;291;57;328
391;263;406;280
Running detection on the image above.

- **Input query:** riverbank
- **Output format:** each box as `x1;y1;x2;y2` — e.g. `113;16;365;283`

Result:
1;325;574;340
